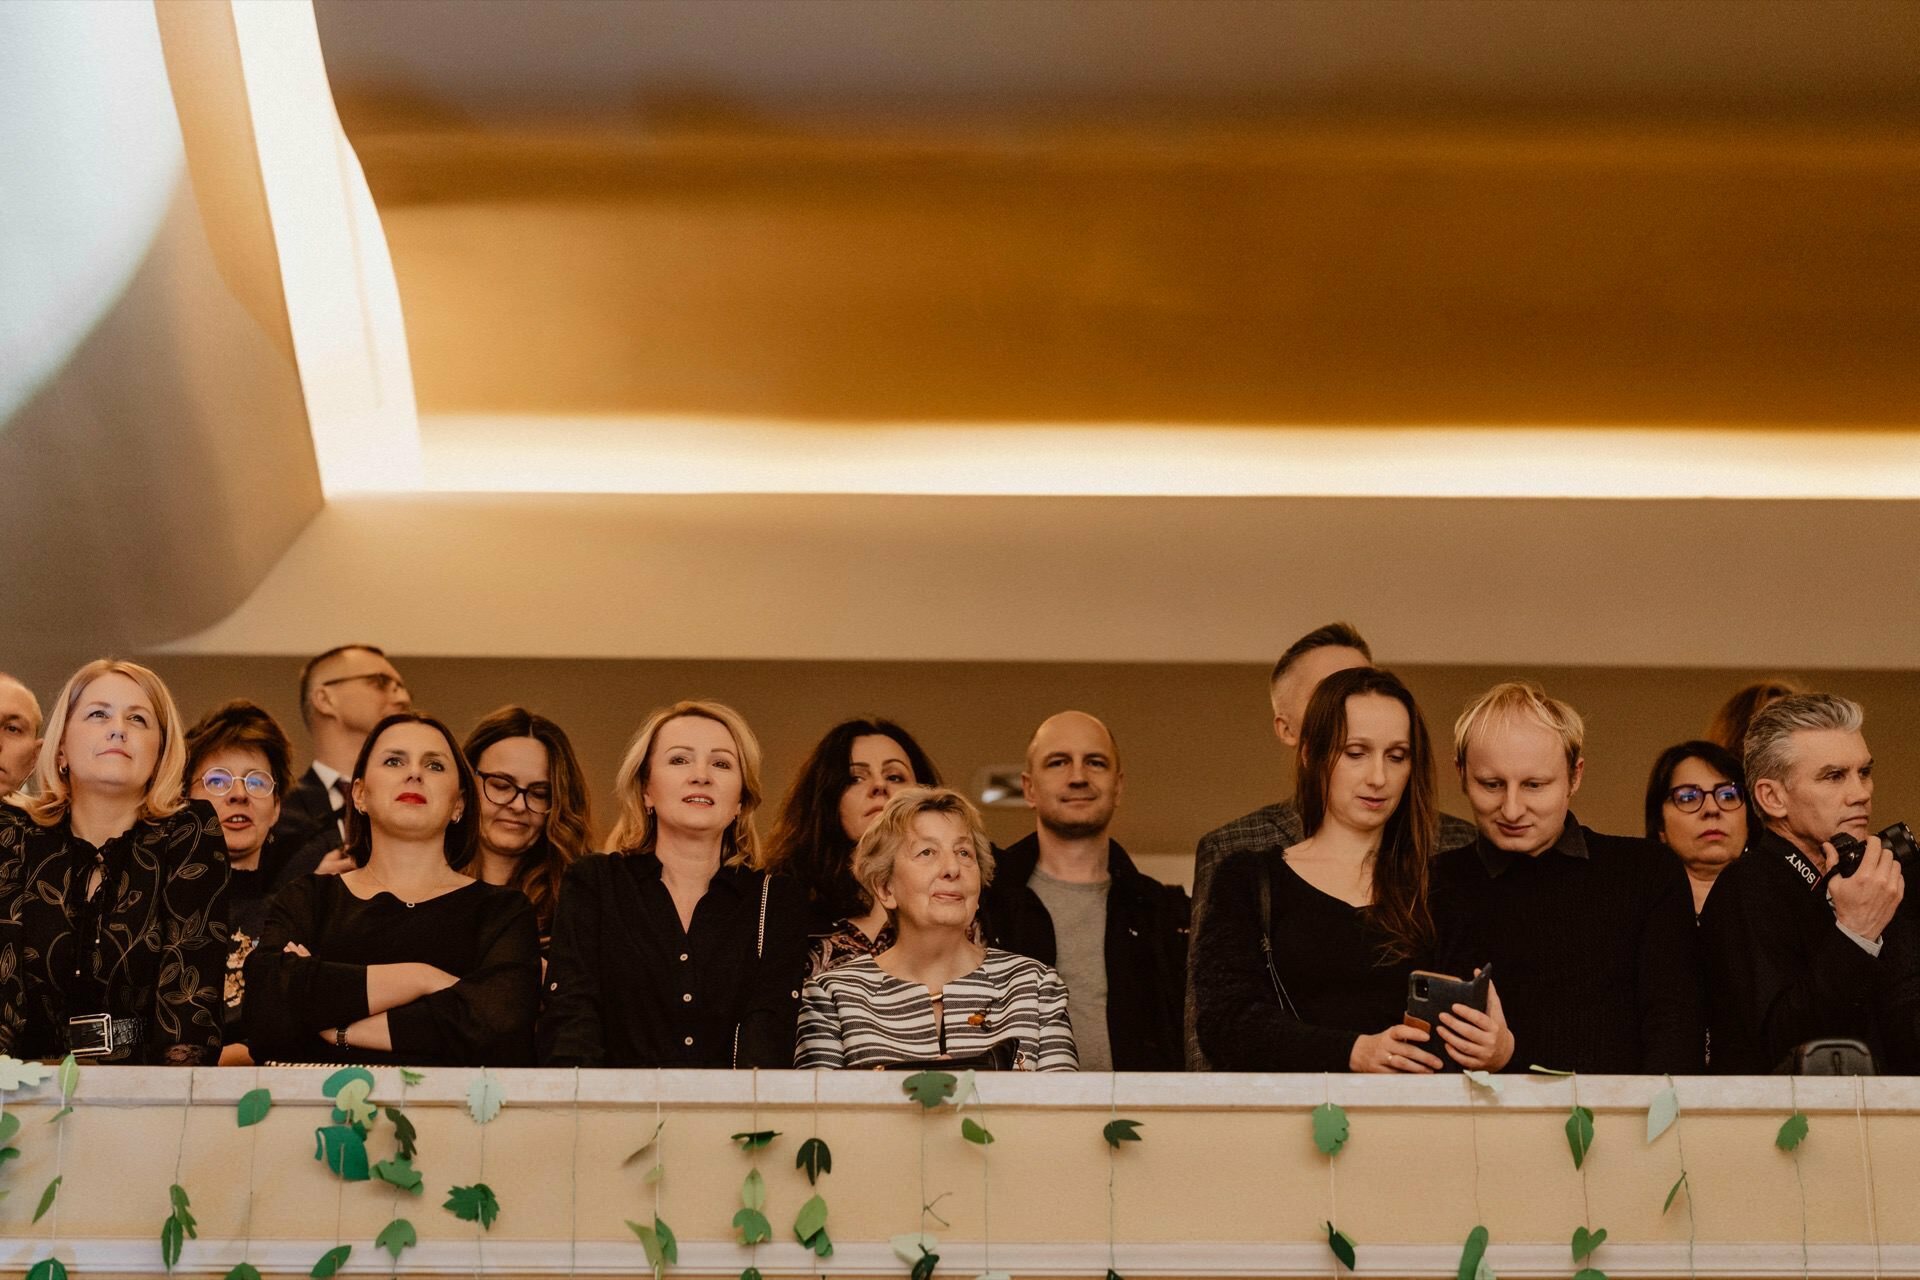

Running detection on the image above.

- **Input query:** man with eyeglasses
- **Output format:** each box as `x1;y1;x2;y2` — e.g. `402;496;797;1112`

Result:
1699;694;1920;1073
0;674;44;799
269;644;412;887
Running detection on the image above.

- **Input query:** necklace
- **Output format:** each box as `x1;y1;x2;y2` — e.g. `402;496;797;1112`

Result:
353;867;464;909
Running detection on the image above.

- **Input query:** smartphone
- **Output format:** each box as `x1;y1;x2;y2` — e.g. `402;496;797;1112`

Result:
1404;965;1492;1040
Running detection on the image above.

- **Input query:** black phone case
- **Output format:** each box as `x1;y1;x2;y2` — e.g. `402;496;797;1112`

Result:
1404;968;1491;1068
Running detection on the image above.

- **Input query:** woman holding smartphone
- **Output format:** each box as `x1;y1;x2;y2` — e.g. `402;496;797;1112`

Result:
1193;667;1513;1072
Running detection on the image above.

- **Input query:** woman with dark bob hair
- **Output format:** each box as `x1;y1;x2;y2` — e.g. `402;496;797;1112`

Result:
245;712;540;1066
461;705;594;954
1644;739;1749;916
1194;667;1512;1072
765;717;941;973
0;660;228;1064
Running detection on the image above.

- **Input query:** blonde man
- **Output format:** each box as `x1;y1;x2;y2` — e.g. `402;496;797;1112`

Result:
1430;681;1702;1074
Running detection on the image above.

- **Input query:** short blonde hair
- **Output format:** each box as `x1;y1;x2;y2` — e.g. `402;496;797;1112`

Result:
851;787;996;919
1453;680;1585;774
606;700;764;867
27;659;187;827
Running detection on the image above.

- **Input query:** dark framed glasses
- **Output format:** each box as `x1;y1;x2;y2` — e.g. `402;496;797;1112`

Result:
319;672;406;695
479;772;552;814
199;768;276;798
1667;782;1743;813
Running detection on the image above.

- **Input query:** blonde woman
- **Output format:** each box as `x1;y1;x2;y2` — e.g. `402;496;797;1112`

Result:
0;660;228;1063
796;787;1077;1071
540;700;808;1067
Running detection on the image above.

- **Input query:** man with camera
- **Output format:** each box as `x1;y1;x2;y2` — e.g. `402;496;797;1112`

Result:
1700;693;1920;1073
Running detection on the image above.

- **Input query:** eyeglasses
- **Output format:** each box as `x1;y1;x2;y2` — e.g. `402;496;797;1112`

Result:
199;768;276;798
319;672;406;696
1667;782;1744;813
479;772;552;814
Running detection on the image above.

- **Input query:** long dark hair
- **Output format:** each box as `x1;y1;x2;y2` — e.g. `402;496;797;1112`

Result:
344;713;481;872
462;706;594;933
765;718;941;919
1644;739;1747;844
1294;666;1436;963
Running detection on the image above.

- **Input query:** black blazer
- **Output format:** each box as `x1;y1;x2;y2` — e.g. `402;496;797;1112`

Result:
268;767;345;891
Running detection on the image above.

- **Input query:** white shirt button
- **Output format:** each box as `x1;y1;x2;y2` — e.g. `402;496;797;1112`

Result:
683;1036;694;1047
682;993;693;1003
679;953;689;962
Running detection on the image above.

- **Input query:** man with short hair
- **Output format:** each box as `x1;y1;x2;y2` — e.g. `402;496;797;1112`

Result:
1700;694;1920;1072
1431;681;1702;1073
0;674;44;797
984;712;1189;1071
268;644;411;886
1182;622;1475;1068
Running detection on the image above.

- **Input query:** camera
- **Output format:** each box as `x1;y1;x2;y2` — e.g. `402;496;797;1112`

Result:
1828;822;1919;877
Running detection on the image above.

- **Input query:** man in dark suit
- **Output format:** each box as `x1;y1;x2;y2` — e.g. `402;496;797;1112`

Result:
268;644;411;887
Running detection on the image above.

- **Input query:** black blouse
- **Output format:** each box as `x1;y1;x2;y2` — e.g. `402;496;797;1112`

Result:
541;853;808;1068
1193;847;1418;1071
0;800;230;1064
244;873;540;1066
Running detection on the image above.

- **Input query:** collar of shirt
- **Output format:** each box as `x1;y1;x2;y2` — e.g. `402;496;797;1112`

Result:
623;851;756;897
311;760;345;811
1474;814;1588;878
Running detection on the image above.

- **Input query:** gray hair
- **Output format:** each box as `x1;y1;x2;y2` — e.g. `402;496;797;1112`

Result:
1742;693;1865;789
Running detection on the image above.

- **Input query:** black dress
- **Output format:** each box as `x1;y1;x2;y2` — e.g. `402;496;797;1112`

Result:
0;800;230;1064
244;874;540;1066
1193;847;1417;1071
540;853;809;1068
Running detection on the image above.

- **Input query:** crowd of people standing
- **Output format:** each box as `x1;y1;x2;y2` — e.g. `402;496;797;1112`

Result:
0;629;1908;1076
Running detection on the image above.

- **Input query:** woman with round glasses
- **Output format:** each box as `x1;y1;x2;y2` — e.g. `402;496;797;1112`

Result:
461;707;594;957
184;701;296;1064
1645;740;1750;916
0;660;228;1064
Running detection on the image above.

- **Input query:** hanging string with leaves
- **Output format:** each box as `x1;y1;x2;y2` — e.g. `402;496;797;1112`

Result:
26;1058;77;1280
1100;1070;1145;1280
566;1068;583;1280
1458;1071;1497;1280
1777;1076;1810;1280
1312;1075;1354;1273
793;1070;832;1267
445;1068;507;1279
625;1069;677;1278
955;1074;1003;1280
730;1071;780;1280
372;1071;419;1273
223;1066;267;1280
1852;1077;1883;1280
160;1072;198;1274
897;1071;956;1279
1564;1075;1606;1280
1647;1074;1694;1280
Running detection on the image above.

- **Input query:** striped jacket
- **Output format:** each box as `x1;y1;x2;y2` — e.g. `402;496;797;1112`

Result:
796;949;1077;1071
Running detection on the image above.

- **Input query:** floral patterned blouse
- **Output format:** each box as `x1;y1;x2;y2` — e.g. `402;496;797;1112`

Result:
0;800;230;1064
808;917;893;978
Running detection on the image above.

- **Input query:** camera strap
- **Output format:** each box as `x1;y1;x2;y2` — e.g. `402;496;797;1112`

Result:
1774;840;1837;897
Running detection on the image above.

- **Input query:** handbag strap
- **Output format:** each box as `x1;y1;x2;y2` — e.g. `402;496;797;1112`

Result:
733;872;774;1068
1253;854;1301;1020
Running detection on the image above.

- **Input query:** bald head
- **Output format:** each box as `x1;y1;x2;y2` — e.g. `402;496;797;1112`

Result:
1022;711;1123;840
0;674;44;795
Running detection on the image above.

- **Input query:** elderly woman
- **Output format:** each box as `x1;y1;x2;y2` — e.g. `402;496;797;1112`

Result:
0;660;228;1063
796;787;1077;1071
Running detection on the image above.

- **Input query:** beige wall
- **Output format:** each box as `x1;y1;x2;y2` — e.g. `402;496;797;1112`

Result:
14;654;1899;878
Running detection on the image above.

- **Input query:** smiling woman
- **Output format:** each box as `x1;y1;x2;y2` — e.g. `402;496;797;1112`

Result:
0;659;228;1064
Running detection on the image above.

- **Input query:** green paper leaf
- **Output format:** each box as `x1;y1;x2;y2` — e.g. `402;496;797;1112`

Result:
33;1175;61;1224
1325;1221;1357;1271
0;1056;54;1090
902;1070;957;1109
626;1216;680;1272
911;1249;941;1280
314;1124;370;1181
0;1111;21;1144
0;1144;21;1165
385;1107;419;1161
1312;1102;1350;1156
236;1088;273;1128
169;1184;196;1234
1474;1261;1496;1280
1565;1105;1596;1169
960;1117;994;1145
466;1072;505;1125
644;1163;664;1184
809;1224;834;1257
28;1259;69;1280
796;1135;832;1183
372;1155;424;1194
742;1270;763;1280
333;1078;376;1128
1573;1271;1608;1280
375;1217;417;1261
310;1244;351;1279
55;1053;78;1101
1664;1171;1689;1214
1108;1272;1125;1280
952;1069;980;1110
45;1106;72;1124
1528;1063;1574;1075
160;1214;184;1270
1102;1118;1143;1148
741;1167;766;1210
1777;1110;1809;1152
794;1193;829;1242
225;1265;261;1280
399;1068;424;1086
320;1066;375;1099
624;1120;667;1166
1646;1086;1679;1143
731;1128;781;1150
1572;1225;1609;1262
892;1232;941;1263
1456;1224;1489;1280
732;1206;773;1244
444;1182;500;1229
1463;1069;1504;1095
